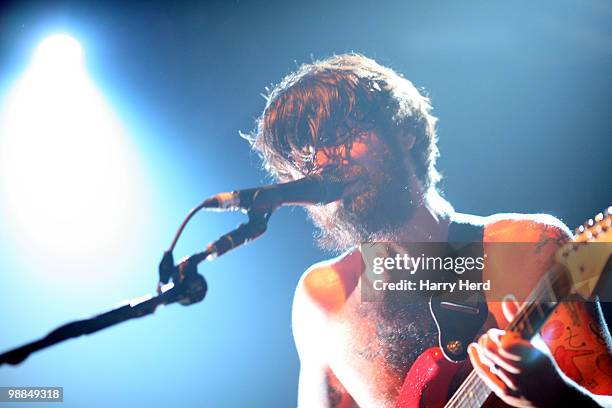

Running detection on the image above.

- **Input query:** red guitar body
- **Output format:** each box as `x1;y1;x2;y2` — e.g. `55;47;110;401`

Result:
394;347;461;408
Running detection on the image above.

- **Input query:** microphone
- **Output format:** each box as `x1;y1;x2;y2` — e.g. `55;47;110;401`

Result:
202;172;357;212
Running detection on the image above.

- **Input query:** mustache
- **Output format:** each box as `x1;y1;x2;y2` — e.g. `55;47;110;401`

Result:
339;165;397;212
320;164;370;202
324;163;368;183
307;154;415;253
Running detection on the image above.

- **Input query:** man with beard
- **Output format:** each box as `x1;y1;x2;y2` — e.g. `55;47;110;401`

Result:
245;54;611;407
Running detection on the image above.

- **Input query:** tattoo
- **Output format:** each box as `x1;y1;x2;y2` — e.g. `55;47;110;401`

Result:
535;227;567;252
553;345;594;383
326;369;353;408
596;353;612;378
586;378;599;389
327;381;343;407
565;326;587;348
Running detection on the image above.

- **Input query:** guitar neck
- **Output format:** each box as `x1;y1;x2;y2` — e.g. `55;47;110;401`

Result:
444;263;572;408
507;263;571;336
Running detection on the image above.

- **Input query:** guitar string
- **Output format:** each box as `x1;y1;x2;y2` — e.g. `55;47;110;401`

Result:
452;273;564;408
444;265;565;408
449;278;560;408
445;220;605;407
448;223;610;406
447;299;550;407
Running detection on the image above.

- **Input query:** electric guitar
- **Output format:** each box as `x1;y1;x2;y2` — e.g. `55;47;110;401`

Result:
395;208;612;408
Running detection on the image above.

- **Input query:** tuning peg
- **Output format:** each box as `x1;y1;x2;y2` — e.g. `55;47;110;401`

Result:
595;212;604;223
593;224;603;235
587;218;595;227
576;224;585;235
606;206;612;217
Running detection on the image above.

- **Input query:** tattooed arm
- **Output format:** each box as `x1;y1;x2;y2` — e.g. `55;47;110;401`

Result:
542;301;612;395
470;301;612;407
536;217;612;395
470;215;612;407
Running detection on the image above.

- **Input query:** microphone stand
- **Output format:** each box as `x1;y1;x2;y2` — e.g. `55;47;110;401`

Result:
0;206;272;367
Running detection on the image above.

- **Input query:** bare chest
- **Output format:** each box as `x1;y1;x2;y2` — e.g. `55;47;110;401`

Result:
327;291;441;404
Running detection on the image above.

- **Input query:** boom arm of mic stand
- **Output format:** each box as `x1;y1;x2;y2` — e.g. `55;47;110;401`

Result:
159;208;271;285
0;265;207;367
1;208;272;367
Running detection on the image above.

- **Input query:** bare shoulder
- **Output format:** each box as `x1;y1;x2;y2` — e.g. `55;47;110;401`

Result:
478;212;574;281
473;213;574;323
481;212;573;243
291;248;363;364
293;248;363;316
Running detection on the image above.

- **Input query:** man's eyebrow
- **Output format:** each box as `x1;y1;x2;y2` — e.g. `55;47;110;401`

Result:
317;123;366;148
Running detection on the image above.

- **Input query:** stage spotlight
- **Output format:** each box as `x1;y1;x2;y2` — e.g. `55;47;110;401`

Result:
0;34;150;276
34;33;83;68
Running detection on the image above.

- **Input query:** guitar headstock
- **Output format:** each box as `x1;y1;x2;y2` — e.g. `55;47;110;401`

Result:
574;206;612;243
556;207;612;300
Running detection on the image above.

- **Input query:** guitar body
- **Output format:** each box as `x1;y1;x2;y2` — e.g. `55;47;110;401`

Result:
395;346;506;408
394;347;460;408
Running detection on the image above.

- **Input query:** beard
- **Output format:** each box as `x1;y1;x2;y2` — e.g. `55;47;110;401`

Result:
306;152;417;254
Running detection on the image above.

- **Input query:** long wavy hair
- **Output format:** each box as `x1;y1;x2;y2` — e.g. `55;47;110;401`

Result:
244;53;440;191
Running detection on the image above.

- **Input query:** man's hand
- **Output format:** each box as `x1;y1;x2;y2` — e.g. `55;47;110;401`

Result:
468;327;571;407
468;300;603;407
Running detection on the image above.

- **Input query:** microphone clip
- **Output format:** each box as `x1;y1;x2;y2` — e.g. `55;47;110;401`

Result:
158;250;207;306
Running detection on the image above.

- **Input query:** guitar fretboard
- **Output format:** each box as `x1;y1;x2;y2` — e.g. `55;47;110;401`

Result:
443;263;571;408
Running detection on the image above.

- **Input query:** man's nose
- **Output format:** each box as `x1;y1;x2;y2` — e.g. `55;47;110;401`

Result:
314;140;370;168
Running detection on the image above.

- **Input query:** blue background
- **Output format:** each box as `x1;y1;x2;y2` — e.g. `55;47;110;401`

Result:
0;1;610;407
